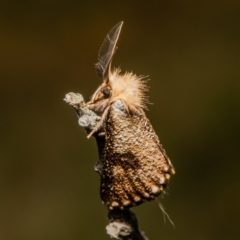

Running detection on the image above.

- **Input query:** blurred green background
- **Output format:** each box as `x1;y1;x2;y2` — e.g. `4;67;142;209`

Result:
0;1;240;239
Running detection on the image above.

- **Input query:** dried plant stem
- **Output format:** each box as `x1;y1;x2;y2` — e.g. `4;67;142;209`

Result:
64;92;148;240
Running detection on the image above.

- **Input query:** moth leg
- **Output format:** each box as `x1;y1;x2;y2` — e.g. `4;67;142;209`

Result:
87;106;110;138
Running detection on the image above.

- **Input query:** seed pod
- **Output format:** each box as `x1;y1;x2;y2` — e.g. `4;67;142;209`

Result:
87;21;175;209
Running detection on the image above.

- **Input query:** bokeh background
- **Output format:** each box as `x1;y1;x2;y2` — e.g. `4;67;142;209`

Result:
1;1;240;239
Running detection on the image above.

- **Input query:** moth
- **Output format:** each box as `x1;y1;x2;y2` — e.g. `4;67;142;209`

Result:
86;21;175;209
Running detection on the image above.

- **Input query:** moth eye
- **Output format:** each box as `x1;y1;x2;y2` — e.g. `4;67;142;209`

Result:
102;88;111;98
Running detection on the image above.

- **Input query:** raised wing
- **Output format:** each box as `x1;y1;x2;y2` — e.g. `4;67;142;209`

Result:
95;21;123;81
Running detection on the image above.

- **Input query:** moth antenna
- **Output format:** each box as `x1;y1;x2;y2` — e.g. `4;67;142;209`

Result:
95;21;123;82
87;106;110;138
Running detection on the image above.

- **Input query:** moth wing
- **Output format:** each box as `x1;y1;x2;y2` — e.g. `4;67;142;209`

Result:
101;104;175;209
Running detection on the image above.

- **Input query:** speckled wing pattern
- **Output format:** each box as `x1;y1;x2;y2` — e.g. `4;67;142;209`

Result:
100;101;175;209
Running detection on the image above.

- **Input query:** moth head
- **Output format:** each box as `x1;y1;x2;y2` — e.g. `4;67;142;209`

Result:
88;82;112;112
88;21;148;113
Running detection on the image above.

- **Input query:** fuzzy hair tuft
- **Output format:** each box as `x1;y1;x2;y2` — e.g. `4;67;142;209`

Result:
109;68;149;112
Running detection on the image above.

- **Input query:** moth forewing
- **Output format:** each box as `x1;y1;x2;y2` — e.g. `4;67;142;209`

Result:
100;100;175;209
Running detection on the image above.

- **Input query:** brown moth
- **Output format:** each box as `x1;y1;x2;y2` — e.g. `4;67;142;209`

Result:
86;21;175;209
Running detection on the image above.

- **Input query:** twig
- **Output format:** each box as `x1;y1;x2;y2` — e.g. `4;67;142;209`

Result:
107;209;148;240
64;92;149;240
